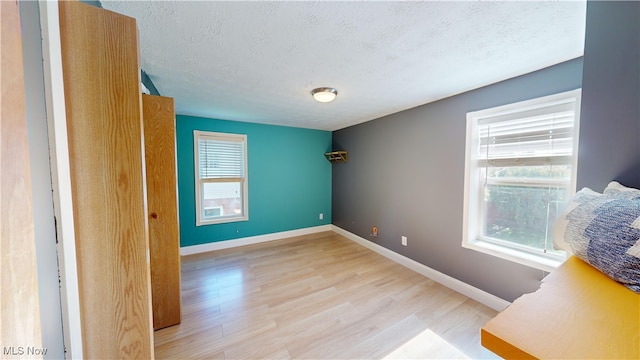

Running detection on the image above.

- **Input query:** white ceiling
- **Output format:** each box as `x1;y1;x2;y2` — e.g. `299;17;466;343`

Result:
101;1;586;131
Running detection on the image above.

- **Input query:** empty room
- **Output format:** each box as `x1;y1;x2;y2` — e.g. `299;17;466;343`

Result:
4;0;639;359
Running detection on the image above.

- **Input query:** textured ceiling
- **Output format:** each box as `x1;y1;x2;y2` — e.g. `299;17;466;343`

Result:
101;1;586;131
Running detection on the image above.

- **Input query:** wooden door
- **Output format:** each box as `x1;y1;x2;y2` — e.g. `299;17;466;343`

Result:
1;0;42;350
142;94;181;330
58;2;153;358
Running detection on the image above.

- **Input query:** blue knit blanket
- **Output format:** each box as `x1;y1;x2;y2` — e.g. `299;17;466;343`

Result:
553;182;640;293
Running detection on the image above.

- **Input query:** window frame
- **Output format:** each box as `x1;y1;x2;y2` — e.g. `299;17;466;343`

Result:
462;89;581;271
193;130;248;226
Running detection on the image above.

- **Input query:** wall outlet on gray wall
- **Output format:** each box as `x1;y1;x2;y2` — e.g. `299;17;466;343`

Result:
401;236;407;246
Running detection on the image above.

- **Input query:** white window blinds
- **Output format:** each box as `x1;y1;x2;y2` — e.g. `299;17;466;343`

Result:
477;100;577;168
198;136;245;180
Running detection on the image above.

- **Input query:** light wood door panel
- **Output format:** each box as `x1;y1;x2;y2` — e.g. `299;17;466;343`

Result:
58;2;153;358
1;0;42;350
142;94;181;330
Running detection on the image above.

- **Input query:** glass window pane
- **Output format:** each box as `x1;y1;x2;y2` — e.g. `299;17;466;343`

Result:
483;184;568;253
486;165;572;181
201;182;243;219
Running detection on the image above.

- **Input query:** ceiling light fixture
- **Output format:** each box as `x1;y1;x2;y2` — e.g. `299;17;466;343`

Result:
311;87;338;103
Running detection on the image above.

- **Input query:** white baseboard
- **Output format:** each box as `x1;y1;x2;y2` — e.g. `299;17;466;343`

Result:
180;225;333;256
331;225;511;312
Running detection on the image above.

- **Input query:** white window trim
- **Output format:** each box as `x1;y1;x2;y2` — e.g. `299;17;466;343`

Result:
462;89;581;272
194;130;248;226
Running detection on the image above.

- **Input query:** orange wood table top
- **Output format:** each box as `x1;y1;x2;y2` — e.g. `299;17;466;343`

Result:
481;256;640;359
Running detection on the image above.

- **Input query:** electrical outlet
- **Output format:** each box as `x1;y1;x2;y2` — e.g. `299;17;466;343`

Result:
371;226;378;237
319;213;324;220
402;236;407;246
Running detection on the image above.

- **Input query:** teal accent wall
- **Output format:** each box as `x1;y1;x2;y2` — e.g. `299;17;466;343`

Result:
177;115;332;247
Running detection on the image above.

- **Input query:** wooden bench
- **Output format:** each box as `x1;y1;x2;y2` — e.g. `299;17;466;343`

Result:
481;256;640;359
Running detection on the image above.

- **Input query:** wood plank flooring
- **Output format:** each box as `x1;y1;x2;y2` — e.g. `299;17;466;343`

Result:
154;231;499;359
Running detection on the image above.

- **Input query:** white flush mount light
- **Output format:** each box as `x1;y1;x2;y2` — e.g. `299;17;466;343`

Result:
311;87;338;103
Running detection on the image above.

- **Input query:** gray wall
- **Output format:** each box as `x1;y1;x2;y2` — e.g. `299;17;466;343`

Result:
20;1;65;358
576;0;640;191
332;58;583;302
333;0;640;302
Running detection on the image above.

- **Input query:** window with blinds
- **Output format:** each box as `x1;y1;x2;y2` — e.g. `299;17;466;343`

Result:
194;131;248;226
463;89;581;271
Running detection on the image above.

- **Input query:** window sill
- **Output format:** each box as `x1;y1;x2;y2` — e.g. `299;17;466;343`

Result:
196;216;248;227
463;239;566;272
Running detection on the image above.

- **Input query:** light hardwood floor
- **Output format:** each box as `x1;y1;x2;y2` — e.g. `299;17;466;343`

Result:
155;231;499;359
